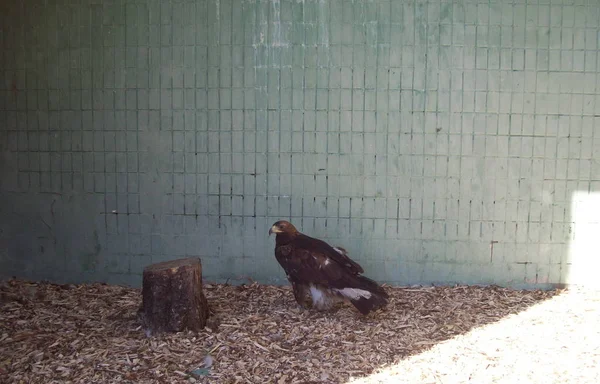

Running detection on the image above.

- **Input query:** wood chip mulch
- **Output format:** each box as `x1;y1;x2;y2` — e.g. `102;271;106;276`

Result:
0;278;559;384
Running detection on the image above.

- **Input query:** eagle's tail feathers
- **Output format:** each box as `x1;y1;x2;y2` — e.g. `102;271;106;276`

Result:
354;275;389;298
334;275;389;315
344;290;388;315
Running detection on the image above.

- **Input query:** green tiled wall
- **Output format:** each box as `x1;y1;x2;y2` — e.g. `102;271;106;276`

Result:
1;0;599;288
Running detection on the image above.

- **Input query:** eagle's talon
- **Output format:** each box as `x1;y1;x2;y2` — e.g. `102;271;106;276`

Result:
295;299;312;310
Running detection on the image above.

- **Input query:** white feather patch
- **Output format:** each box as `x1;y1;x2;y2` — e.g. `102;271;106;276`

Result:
309;286;326;306
334;287;372;300
333;246;346;255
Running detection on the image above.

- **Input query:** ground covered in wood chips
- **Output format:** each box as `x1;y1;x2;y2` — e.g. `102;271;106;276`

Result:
1;278;560;384
347;285;600;384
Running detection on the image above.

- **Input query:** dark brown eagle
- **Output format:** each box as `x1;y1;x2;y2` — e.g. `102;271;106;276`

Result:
269;220;389;315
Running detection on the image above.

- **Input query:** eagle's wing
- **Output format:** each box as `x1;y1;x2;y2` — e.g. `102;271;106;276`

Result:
293;234;364;274
275;243;347;288
276;238;383;292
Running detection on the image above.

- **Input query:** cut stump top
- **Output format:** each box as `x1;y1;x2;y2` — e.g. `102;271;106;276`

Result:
143;257;201;273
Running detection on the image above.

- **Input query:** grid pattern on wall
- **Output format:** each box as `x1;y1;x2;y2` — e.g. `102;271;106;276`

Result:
1;0;599;287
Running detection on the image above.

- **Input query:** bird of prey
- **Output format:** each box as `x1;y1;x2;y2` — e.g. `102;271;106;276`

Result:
269;220;389;315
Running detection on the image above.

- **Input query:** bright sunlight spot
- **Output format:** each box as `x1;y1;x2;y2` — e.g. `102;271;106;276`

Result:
346;288;600;384
566;192;600;288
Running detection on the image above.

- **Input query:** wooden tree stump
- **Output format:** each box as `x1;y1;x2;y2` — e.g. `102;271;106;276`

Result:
138;257;209;335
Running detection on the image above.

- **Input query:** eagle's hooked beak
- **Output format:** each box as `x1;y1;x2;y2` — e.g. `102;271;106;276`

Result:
269;225;280;236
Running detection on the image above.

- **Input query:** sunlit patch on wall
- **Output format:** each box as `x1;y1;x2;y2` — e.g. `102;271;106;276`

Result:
567;192;600;288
